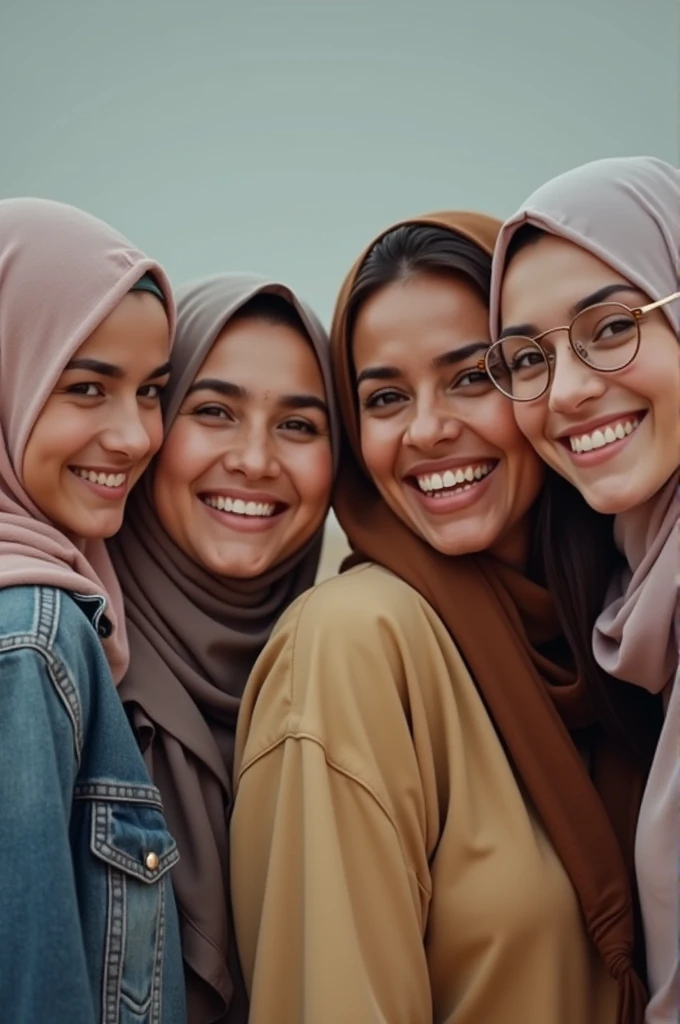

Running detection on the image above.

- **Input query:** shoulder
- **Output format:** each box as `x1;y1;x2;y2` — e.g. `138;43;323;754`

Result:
0;586;99;655
275;563;446;646
237;564;457;765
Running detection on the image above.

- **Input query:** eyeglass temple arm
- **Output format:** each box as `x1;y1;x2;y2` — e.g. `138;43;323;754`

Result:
639;289;680;316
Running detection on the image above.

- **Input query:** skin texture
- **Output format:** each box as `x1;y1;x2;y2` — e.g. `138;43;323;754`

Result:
352;272;544;569
153;316;333;579
23;291;171;540
500;233;680;514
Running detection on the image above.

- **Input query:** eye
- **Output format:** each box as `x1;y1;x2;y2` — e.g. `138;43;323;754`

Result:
138;383;165;400
280;418;319;436
194;403;233;420
362;388;406;410
592;316;636;342
452;367;491;389
67;382;103;398
510;348;546;372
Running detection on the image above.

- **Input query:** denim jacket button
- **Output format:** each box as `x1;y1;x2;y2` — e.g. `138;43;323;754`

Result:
145;852;159;871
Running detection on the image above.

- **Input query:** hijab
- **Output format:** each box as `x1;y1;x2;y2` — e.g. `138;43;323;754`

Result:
489;155;680;697
109;273;339;1024
331;210;648;1023
0;197;174;681
490;156;680;1024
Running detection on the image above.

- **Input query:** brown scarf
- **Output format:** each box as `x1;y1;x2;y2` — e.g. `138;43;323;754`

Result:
109;274;339;1024
330;211;648;1023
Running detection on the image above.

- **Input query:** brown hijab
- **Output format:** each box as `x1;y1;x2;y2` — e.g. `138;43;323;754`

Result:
330;211;648;1023
109;273;339;1024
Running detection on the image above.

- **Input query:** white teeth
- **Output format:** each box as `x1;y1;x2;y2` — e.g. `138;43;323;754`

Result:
202;496;277;517
72;468;126;488
416;463;494;493
568;418;640;454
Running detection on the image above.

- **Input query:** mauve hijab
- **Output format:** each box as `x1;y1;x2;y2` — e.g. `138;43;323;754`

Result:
490;156;680;1024
109;273;339;1024
0;197;174;681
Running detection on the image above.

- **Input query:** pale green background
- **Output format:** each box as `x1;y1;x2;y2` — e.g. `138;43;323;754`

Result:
1;0;677;567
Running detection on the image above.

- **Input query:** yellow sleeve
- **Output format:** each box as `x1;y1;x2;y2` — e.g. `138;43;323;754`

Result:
231;568;436;1024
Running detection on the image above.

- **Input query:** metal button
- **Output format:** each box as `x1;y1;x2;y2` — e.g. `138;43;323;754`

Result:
145;852;159;871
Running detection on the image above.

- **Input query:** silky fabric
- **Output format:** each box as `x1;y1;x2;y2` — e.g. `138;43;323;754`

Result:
331;210;648;1023
0;197;174;681
489;156;680;1024
109;273;338;1024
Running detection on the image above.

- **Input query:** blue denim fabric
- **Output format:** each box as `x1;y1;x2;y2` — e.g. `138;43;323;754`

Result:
0;585;186;1024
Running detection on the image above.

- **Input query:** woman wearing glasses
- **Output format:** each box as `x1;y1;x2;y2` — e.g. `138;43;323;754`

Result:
487;155;679;1024
230;210;655;1024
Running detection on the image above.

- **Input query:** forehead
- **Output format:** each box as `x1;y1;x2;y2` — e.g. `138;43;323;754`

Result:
196;316;325;392
74;291;169;359
352;274;489;366
500;233;633;325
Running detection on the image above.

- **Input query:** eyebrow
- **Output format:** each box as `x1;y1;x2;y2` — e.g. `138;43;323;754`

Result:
186;377;328;415
355;341;489;387
64;357;172;380
499;284;644;339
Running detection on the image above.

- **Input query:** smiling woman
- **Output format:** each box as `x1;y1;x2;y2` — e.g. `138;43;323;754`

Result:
489;155;680;1024
108;272;338;1024
0;197;185;1024
230;212;654;1024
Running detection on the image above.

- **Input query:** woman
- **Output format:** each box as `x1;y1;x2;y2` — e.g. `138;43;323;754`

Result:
108;273;338;1024
486;155;679;1024
0;198;185;1023
230;212;652;1024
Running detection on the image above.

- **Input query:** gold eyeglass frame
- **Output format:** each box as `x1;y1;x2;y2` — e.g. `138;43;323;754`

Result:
481;291;680;402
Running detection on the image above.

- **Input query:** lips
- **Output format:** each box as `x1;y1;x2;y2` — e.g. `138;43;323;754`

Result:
558;412;645;454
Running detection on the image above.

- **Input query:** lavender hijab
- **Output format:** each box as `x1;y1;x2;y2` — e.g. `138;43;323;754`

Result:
490;156;680;1023
109;273;339;1024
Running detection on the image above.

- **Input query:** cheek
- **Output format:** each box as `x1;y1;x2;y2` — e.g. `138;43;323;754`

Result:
359;417;398;483
512;401;549;449
289;442;334;512
155;422;216;493
143;407;166;459
23;406;92;474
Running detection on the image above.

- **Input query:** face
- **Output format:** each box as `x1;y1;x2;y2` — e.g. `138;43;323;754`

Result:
153;315;333;579
23;292;171;540
500;234;680;514
353;273;544;567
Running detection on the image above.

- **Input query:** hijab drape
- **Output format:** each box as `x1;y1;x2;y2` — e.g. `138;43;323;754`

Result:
0;197;174;680
331;210;649;1023
109;273;338;1023
490;155;680;1024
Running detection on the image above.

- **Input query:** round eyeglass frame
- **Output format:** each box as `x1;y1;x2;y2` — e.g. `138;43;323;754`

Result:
482;291;680;403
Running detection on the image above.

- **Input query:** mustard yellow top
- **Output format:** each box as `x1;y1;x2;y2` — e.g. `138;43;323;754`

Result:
231;564;617;1024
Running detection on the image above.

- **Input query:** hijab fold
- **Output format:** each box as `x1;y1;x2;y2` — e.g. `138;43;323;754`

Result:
0;198;174;681
331;210;649;1023
489;156;680;1024
109;273;338;1024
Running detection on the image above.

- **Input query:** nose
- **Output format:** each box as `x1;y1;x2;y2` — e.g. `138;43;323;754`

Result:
548;345;607;414
223;423;280;480
403;396;461;451
101;404;156;462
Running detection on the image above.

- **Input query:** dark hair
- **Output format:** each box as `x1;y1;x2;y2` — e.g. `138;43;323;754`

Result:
347;222;658;761
231;291;307;335
346;223;491;337
504;223;547;268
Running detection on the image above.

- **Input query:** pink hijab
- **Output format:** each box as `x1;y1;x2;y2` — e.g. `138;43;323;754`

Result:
0;197;175;681
490;156;680;1024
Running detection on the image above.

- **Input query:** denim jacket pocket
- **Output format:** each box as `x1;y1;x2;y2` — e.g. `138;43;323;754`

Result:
87;786;179;1024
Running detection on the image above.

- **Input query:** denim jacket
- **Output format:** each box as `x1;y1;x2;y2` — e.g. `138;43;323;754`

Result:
0;584;186;1024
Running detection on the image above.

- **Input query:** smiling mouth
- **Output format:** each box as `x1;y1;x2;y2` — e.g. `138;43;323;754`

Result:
560;413;645;454
200;495;287;519
69;467;128;489
408;461;498;497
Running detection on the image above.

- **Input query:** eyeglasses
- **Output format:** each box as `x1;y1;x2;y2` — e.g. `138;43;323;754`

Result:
482;292;680;402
